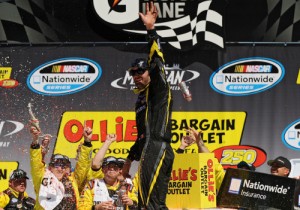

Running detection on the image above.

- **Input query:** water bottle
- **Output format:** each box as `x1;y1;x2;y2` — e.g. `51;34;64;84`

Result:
116;189;126;210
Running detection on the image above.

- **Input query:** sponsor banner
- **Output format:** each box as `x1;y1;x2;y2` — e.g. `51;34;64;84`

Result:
0;67;12;80
210;57;285;96
282;119;300;151
111;64;200;91
0;67;19;88
53;111;246;158
2;0;300;48
92;0;225;50
27;58;102;96
213;145;267;169
0;162;19;192
166;153;216;208
217;168;300;209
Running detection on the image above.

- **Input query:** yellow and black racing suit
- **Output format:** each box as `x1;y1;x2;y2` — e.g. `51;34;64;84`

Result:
0;187;35;210
30;141;92;210
127;29;174;210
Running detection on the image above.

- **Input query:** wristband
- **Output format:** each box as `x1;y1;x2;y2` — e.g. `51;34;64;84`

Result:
31;142;40;149
176;148;184;154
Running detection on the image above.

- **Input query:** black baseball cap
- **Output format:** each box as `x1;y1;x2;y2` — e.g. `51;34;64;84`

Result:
10;169;29;180
267;156;291;170
127;58;149;72
237;161;256;171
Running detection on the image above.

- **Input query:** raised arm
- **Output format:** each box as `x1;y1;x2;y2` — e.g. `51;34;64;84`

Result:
139;1;157;30
29;124;45;194
187;127;210;153
91;134;116;170
73;125;94;192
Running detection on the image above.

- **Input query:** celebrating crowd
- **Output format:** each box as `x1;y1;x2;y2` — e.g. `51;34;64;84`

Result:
0;1;297;210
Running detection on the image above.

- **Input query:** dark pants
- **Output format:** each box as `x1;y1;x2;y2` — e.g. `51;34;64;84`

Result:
138;141;174;210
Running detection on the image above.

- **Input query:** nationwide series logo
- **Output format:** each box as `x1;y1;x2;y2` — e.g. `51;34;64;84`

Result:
210;57;285;96
27;58;102;96
111;64;200;90
92;0;225;50
282;119;300;151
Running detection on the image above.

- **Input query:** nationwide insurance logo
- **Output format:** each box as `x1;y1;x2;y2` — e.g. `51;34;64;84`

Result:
111;64;200;90
92;0;225;50
228;178;242;194
209;57;285;96
27;58;102;96
282;119;300;151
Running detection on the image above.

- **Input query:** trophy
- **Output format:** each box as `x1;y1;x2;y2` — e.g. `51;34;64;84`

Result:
28;102;52;160
28;102;41;132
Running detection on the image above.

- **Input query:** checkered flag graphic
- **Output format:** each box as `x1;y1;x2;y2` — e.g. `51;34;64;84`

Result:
0;0;67;43
254;0;300;42
124;0;225;50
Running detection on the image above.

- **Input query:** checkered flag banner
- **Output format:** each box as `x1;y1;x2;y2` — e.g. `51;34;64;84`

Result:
254;0;300;42
0;0;66;43
124;0;225;50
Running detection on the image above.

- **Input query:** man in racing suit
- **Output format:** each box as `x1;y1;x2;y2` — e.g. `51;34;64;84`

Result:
122;2;174;209
0;169;35;210
79;134;137;210
30;124;93;209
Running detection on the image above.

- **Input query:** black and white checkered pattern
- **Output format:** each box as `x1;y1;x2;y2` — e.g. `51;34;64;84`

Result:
124;0;225;50
0;0;66;43
254;0;300;41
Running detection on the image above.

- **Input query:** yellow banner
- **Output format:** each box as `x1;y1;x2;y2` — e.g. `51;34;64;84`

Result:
54;111;246;158
0;161;19;192
166;153;216;208
0;67;12;80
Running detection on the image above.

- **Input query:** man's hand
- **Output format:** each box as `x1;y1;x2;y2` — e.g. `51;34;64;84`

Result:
121;193;134;206
83;126;92;143
185;127;203;146
186;127;210;153
30;125;40;144
94;200;115;210
106;133;117;143
139;1;158;30
179;135;196;150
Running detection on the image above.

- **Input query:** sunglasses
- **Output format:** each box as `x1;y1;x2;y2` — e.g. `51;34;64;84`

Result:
129;68;147;76
50;154;71;168
52;162;68;169
102;156;125;168
102;163;120;170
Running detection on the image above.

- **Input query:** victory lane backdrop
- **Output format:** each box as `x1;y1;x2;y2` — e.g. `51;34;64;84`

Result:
1;44;300;197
